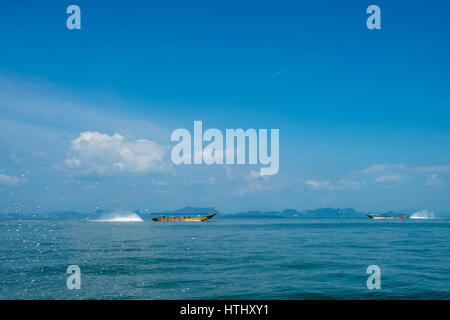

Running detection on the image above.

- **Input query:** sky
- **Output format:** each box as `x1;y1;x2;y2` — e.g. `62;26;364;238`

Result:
1;0;450;214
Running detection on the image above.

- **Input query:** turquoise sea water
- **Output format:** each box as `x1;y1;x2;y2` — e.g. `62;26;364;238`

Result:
1;218;449;299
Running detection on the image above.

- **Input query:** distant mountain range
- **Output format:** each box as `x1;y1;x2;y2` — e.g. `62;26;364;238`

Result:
217;208;410;219
0;206;429;220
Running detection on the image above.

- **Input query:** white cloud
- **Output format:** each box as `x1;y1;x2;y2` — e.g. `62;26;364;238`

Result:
207;176;216;185
183;177;216;186
360;164;406;184
360;163;450;188
374;174;404;183
247;169;269;181
224;166;234;179
65;131;171;175
424;174;443;187
236;182;265;196
234;170;273;195
0;173;28;186
31;151;47;159
338;178;365;190
294;162;450;193
413;165;450;173
305;180;334;190
361;164;405;174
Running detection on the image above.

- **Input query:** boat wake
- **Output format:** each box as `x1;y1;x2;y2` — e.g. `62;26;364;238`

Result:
95;210;143;222
410;209;435;219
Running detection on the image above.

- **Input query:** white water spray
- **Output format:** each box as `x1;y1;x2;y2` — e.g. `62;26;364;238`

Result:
95;210;143;222
410;209;435;219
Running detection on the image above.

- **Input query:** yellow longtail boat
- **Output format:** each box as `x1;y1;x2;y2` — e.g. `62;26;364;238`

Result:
151;213;216;222
366;214;406;219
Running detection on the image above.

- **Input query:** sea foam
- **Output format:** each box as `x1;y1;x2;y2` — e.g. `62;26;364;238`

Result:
410;209;435;219
95;210;143;222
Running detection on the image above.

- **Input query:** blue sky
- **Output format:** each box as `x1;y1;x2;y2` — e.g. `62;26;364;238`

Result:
1;0;450;214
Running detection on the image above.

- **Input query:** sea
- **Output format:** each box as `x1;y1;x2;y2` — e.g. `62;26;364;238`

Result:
1;217;449;299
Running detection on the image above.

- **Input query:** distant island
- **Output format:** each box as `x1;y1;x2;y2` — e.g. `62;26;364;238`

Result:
0;206;429;220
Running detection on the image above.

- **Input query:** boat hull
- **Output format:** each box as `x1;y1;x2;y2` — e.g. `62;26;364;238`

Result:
366;214;406;219
152;213;216;222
